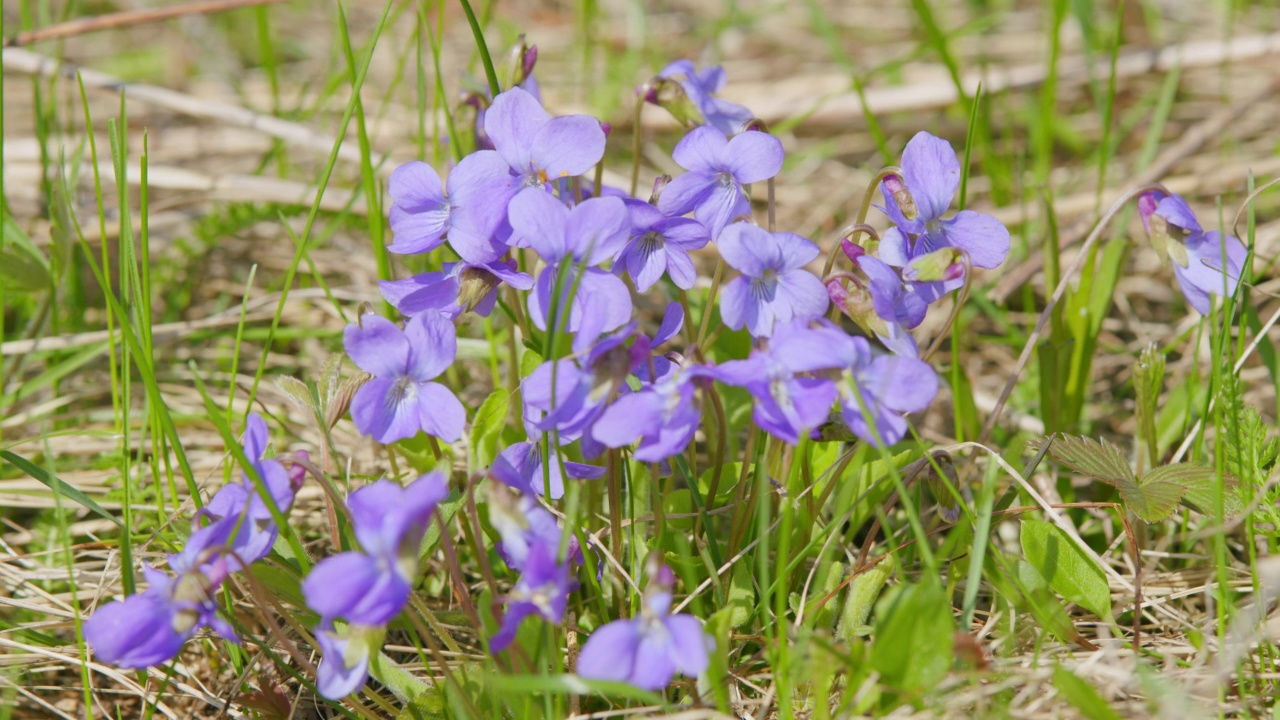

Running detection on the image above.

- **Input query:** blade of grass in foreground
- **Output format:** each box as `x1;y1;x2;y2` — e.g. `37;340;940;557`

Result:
242;0;394;420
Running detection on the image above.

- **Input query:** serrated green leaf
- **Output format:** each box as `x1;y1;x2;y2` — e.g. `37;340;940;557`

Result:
1121;470;1185;523
1052;665;1123;720
871;579;953;694
1030;434;1134;485
1020;519;1114;622
2;450;121;526
1144;463;1243;520
469;390;509;470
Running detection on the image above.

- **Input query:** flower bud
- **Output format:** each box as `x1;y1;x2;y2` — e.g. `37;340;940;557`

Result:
503;36;537;89
599;121;612;138
639;77;701;128
287;450;309;493
649;174;672;205
908;247;964;282
827;278;887;338
840;237;865;264
457;265;502;314
883;173;918;221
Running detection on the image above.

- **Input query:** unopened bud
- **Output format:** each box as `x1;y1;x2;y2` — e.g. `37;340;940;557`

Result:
909;247;964;282
503;36;537;89
840;238;865;264
640;77;701;128
883;174;918;221
827;278;886;337
287;450;309;493
599;121;612;138
649;174;672;204
742;117;769;133
457;266;502;313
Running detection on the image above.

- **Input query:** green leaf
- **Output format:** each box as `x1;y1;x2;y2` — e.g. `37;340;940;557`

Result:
420;492;465;562
369;650;431;704
1029;434;1134;485
838;555;894;643
1143;463;1242;520
871;579;953;695
1020;519;1113;622
469;390;509;470
1011;559;1084;646
247;561;308;609
1052;665;1123;720
1;450;121;526
725;561;754;629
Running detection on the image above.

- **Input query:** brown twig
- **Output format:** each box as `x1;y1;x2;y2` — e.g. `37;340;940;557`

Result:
6;0;285;47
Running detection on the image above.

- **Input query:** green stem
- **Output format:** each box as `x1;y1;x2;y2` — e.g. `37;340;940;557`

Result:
458;0;500;97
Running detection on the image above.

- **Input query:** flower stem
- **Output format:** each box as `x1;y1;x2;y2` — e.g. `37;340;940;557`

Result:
457;0;499;97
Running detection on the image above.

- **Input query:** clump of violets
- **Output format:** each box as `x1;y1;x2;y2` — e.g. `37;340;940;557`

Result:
84;414;299;668
1138;190;1248;314
577;555;711;690
302;472;449;699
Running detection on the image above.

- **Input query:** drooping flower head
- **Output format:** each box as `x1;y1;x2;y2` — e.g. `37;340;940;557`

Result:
303;472;449;699
344;312;465;444
380;259;533;320
490;542;575;653
1138;190;1247;315
657;125;784;239
83;564;235;669
655;59;754;136
877;132;1010;300
718;222;829;338
827;255;927;357
713;320;839;444
577;557;710;690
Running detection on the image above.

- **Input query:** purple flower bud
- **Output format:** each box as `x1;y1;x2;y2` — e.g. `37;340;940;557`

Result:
840;237;865;264
287;451;308;494
882;173;918;221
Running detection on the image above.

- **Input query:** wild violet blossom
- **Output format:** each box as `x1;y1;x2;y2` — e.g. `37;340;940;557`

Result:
490;542;575;652
828;252;927;357
508;188;633;340
85;414;295;669
657;125;784;238
389;152;520;264
303;472;449;699
616;199;710;292
344;312;465;444
1138;190;1247;314
485;482;583;573
486;86;606;190
593;363;705;462
380;259;533;320
718;222;829;338
713;320;838;444
878;131;1010;301
577;561;710;690
818;323;938;447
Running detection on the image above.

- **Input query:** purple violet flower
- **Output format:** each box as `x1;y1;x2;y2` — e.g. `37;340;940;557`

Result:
507;188;634;339
818;324;938;447
718;222;829;338
391;152;520;264
303;472;449;699
1138;191;1248;315
827;256;927;357
877;132;1010;288
592;362;706;462
84;564;235;669
492;441;605;500
380;259;534;320
577;562;710;690
658;59;754;136
486;86;606;190
344;312;465;444
657;125;783;239
485;482;583;573
616;199;710;292
186;413;297;571
712;320;839;444
490;542;575;653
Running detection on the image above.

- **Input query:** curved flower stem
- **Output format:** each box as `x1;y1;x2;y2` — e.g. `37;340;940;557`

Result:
978;182;1167;443
696;258;726;349
821;166;902;278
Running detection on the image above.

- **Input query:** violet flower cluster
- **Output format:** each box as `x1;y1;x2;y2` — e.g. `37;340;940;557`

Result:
84;414;301;668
